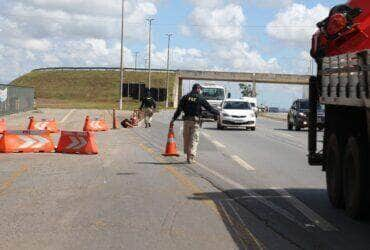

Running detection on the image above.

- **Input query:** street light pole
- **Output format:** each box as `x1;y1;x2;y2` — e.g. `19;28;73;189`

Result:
165;33;173;109
146;18;155;90
134;52;139;71
119;0;125;110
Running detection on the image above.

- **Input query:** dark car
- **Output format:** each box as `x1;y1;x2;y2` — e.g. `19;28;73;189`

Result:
287;99;325;131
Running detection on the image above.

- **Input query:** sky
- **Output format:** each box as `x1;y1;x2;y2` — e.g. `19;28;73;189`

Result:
0;0;344;108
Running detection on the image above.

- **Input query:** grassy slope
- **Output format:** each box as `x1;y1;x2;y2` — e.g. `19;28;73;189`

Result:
12;70;177;110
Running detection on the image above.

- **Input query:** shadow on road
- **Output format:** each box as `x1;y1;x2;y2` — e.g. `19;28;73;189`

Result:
136;161;187;165
187;188;370;250
274;128;307;133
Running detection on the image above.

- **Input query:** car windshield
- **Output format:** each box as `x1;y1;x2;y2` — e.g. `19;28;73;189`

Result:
223;101;251;110
299;100;309;110
202;88;225;100
318;104;325;111
250;103;256;107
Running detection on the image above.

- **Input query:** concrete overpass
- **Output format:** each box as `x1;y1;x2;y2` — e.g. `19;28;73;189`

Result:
172;70;310;107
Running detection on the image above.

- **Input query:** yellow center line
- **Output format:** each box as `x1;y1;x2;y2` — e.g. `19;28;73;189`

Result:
0;165;29;196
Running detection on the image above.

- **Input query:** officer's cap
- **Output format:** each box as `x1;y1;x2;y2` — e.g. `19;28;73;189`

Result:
192;83;203;91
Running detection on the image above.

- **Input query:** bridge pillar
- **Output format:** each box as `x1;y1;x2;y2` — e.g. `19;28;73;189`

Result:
172;76;182;108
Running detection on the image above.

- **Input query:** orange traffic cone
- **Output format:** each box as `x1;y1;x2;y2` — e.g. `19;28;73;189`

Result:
27;117;59;133
83;116;109;132
163;124;180;157
0;119;6;133
113;109;119;129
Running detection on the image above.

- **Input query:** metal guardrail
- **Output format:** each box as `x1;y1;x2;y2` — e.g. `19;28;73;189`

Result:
0;84;35;116
32;67;177;74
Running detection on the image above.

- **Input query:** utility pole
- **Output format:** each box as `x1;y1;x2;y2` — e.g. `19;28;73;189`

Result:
134;52;139;71
146;18;155;90
119;0;125;110
165;33;173;109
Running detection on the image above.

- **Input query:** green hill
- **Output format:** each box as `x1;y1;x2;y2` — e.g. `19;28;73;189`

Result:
12;70;177;109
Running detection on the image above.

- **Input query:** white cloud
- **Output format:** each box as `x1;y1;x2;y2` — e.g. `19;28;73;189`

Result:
23;39;51;51
179;25;192;36
247;0;293;9
0;0;159;82
185;1;280;73
266;3;329;44
189;3;245;43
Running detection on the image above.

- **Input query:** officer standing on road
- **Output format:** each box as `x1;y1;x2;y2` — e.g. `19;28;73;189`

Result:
170;83;220;164
140;90;157;128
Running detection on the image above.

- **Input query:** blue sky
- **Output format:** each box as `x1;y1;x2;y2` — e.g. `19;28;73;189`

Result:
0;0;345;108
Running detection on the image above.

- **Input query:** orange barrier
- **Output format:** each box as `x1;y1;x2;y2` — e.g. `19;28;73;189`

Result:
0;119;6;133
28;117;59;133
163;124;180;157
0;130;55;153
56;131;98;155
83;116;109;132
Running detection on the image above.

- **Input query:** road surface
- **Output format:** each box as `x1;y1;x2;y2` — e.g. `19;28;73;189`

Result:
1;109;370;249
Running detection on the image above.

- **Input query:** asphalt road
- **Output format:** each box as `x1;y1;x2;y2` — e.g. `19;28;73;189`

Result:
1;109;370;249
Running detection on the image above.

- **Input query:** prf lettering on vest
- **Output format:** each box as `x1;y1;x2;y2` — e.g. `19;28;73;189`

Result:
188;97;197;102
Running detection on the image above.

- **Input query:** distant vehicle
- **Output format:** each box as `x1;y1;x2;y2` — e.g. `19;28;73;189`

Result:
241;97;258;117
200;84;227;121
268;107;279;113
217;99;256;131
287;99;325;131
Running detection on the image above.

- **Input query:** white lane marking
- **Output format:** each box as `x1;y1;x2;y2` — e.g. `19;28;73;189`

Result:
195;161;303;227
195;161;337;231
212;140;226;148
202;132;211;139
61;109;76;123
231;155;255;171
271;187;338;232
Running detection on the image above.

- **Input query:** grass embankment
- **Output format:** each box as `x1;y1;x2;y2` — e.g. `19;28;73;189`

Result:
12;70;177;110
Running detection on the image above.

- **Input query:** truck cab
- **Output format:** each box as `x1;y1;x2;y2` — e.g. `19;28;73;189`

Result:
200;84;226;121
309;0;370;219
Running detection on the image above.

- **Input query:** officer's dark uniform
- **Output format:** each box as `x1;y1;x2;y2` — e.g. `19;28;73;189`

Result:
140;95;156;127
172;89;219;163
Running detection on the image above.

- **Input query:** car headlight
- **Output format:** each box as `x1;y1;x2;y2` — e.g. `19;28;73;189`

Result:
298;112;306;117
222;112;230;117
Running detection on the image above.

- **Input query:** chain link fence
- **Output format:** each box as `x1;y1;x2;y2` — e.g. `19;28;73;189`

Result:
0;84;35;116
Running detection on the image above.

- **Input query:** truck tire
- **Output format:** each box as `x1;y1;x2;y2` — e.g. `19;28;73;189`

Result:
295;124;301;131
287;119;293;130
325;134;344;208
343;136;367;219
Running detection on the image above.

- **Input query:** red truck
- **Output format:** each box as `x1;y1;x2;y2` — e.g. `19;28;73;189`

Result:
309;0;370;219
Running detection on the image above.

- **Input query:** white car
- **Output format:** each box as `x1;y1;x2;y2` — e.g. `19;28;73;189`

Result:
217;99;256;130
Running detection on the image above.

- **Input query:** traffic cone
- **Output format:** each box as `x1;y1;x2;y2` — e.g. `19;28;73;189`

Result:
83;116;109;132
163;124;180;157
28;117;59;133
0;119;6;133
113;109;119;129
83;116;91;131
27;116;36;130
